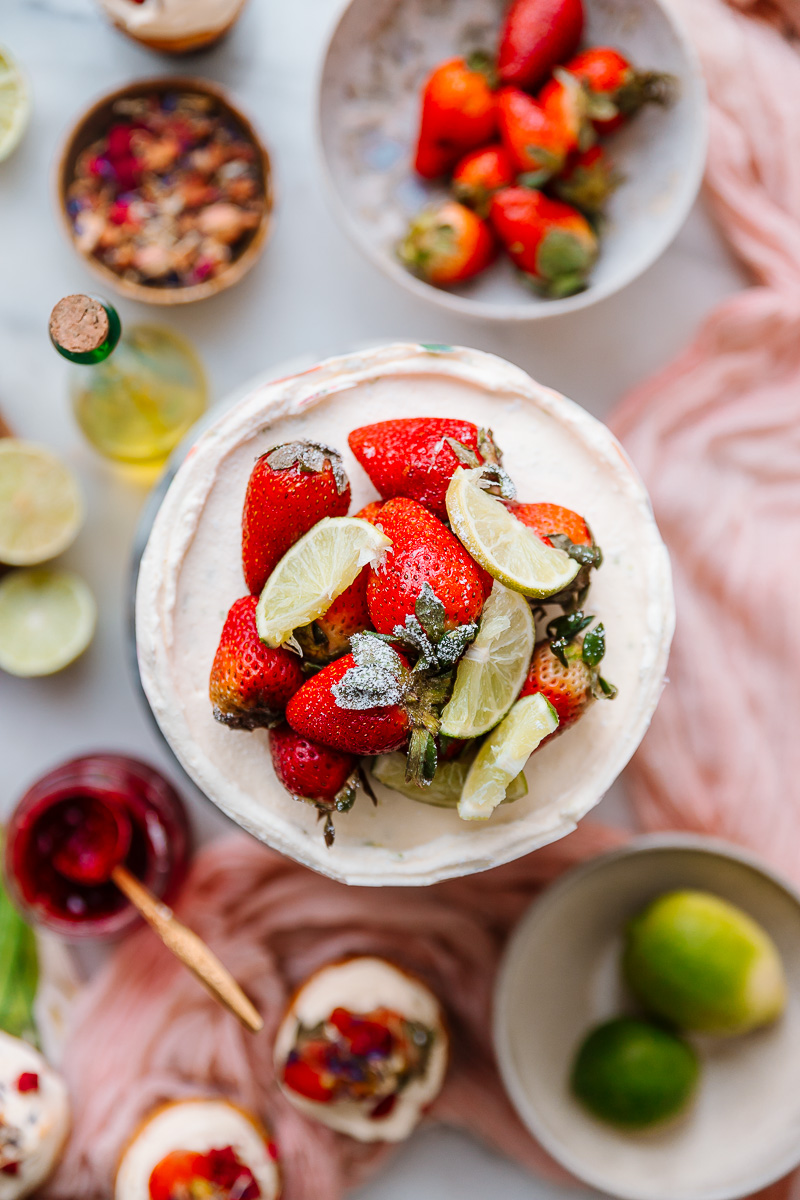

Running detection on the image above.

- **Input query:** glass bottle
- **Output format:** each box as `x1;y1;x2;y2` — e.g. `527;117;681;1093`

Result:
49;294;208;465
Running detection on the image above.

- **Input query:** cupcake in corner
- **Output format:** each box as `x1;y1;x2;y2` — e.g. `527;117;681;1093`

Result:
95;0;249;54
274;957;449;1142
0;1031;71;1200
115;1099;280;1200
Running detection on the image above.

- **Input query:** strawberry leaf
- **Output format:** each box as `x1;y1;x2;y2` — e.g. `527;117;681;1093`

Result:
414;583;447;643
597;675;618;699
582;623;606;667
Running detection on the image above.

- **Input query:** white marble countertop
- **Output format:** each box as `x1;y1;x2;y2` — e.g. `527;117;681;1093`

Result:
0;0;746;1196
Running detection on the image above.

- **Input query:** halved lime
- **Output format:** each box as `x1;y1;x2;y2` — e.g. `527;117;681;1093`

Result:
0;568;97;677
256;517;391;648
0;48;30;162
446;467;579;599
440;581;534;739
459;692;558;820
0;440;84;566
372;746;528;808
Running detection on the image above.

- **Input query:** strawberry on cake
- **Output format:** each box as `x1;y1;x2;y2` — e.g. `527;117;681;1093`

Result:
135;344;673;885
0;1031;70;1200
274;957;448;1142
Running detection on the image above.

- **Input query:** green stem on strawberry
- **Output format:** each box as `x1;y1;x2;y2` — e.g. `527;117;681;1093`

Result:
545;610;617;700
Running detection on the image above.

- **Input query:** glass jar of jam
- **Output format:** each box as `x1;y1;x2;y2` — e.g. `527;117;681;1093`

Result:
4;754;189;939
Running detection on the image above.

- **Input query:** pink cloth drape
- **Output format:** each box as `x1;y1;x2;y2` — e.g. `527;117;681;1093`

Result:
49;0;800;1196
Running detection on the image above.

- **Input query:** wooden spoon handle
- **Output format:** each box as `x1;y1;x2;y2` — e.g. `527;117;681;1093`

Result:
111;865;263;1033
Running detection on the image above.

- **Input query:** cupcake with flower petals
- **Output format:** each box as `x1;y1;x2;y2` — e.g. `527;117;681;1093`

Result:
115;1099;280;1200
274;956;449;1142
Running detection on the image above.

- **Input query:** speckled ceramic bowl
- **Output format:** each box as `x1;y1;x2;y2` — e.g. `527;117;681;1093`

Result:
318;0;707;321
495;835;800;1200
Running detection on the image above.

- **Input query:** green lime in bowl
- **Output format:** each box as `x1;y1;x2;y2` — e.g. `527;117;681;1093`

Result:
624;889;787;1035
571;1016;699;1130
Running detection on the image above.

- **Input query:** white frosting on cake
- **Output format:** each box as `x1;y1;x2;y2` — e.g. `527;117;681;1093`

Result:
115;1100;279;1200
96;0;245;42
0;1033;70;1200
274;957;448;1143
135;343;674;885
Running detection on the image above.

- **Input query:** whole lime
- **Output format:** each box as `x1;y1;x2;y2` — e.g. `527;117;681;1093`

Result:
571;1017;699;1130
624;890;786;1035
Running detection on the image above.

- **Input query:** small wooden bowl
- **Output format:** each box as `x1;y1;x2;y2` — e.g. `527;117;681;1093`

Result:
55;77;274;306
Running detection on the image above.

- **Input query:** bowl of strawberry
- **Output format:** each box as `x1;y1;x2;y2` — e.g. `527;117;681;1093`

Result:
318;0;706;318
135;343;674;886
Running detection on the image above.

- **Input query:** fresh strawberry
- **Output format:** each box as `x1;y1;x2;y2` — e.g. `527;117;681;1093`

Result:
414;56;498;180
496;87;567;182
520;639;594;731
148;1151;209;1200
565;47;675;135
498;0;584;90
295;568;372;664
366;498;486;635
398;200;495;286
553;145;621;215
520;613;616;735
242;441;351;596
270;723;358;802
490;187;598;297
538;69;594;158
348;417;510;517
509;501;591;547
286;646;411;757
201;1148;260;1200
210;596;304;729
270;722;360;844
354;500;386;526
452;145;516;216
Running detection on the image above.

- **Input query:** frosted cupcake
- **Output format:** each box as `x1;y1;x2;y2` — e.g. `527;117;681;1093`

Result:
274;957;449;1142
95;0;249;54
0;1031;70;1200
115;1099;280;1200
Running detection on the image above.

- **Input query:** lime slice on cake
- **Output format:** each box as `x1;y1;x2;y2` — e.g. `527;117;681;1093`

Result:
256;517;391;648
446;467;579;599
0;568;97;677
372;746;528;808
459;693;558;821
0;440;84;566
440;581;534;739
0;48;30;162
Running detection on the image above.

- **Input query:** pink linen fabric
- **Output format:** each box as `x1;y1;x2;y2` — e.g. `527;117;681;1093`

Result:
47;0;800;1196
47;825;624;1199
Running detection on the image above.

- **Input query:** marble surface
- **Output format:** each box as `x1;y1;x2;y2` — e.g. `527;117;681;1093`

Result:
0;0;746;1196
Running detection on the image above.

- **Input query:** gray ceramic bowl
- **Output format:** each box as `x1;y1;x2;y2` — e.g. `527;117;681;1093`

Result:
318;0;707;321
494;834;800;1200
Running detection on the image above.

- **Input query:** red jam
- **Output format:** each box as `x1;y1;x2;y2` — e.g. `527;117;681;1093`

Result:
148;1145;260;1200
16;1073;38;1094
3;755;189;939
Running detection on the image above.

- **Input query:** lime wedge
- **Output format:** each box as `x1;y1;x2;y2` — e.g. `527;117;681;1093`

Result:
372;746;528;808
0;48;30;162
446;467;579;599
0;568;96;677
440;581;534;739
256;517;391;648
0;441;84;567
459;693;558;820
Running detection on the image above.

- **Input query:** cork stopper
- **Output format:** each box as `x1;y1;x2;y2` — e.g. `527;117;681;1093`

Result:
49;295;110;355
